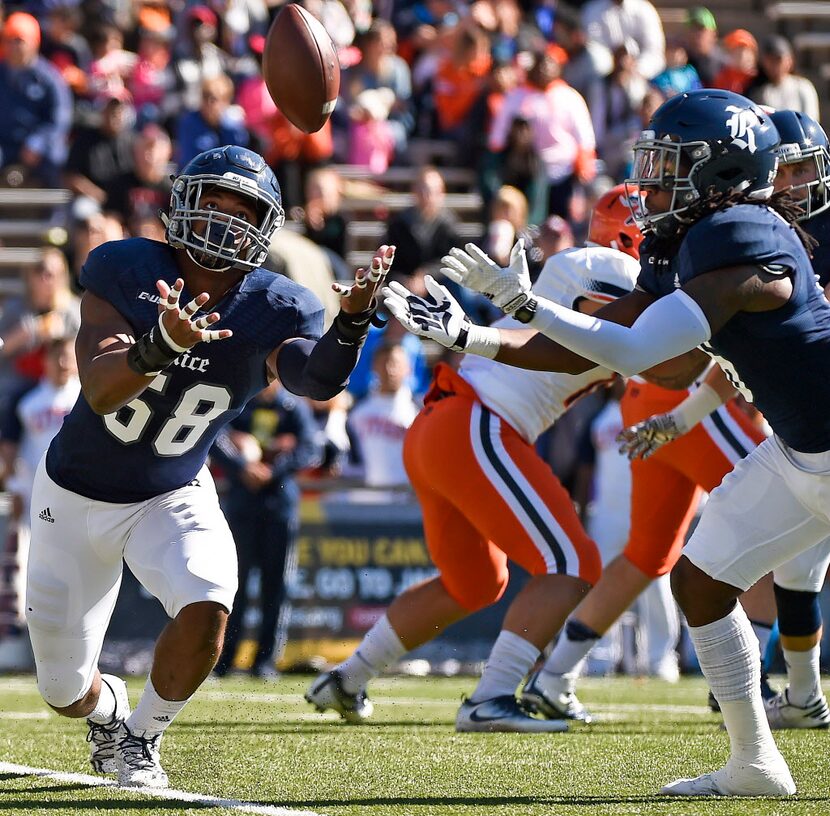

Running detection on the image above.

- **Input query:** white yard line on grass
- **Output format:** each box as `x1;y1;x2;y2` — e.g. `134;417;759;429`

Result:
0;711;49;719
0;762;325;816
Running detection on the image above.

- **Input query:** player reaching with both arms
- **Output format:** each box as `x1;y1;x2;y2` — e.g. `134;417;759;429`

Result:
384;89;830;796
617;108;830;732
307;187;641;732
25;145;394;788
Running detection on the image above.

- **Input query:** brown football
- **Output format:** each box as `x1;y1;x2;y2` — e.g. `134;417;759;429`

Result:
262;4;340;133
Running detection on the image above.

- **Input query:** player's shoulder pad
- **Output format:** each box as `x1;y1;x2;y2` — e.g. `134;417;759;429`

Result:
251;269;325;341
680;204;801;278
80;237;172;300
535;245;638;307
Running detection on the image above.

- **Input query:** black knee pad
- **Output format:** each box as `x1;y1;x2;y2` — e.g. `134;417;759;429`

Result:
774;583;822;637
565;618;600;642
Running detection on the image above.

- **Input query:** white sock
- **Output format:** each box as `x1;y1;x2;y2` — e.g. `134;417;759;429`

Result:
784;645;822;706
689;604;779;765
540;618;599;688
336;615;406;694
126;676;189;738
87;676;117;725
469;631;539;703
750;620;773;661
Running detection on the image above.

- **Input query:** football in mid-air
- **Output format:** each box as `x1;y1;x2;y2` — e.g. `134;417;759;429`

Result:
262;4;340;133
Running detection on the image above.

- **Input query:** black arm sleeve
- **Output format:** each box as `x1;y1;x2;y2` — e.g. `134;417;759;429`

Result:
277;308;374;400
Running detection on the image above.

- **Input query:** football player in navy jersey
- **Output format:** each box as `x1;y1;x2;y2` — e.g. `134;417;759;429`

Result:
770;110;830;293
25;145;394;788
383;89;830;796
610;110;830;733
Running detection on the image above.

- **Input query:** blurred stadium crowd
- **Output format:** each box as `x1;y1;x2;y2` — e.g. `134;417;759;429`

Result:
0;0;825;677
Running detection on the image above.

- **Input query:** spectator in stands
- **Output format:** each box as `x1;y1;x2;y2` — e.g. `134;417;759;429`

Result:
485;184;529;266
235;33;277;153
0;13;72;187
406;16;459;138
490;47;597;220
69;201;125;281
64;92;137;212
385;165;461;278
40;3;91;98
300;166;350;277
0;335;80;667
305;0;357;50
594;44;647;181
175;73;249;168
748;35;820;123
494;116;548;225
212;379;321;679
683;7;723;87
534;213;575;262
1;334;80;528
556;6;613;140
173;4;231;112
128;26;177;128
348;340;420;489
712;29;758;95
346;309;430;402
0;249;80;413
581;0;665;80
129;211;166;241
86;22;137;108
109;123;173;231
650;39;702;98
433;25;491;149
345;20;413;169
305;391;353;480
485;0;543;63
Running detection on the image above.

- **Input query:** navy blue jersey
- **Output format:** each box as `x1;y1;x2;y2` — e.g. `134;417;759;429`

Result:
637;204;830;453
806;207;830;289
47;238;324;502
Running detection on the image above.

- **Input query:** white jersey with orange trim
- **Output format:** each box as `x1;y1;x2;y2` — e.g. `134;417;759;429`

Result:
459;246;640;443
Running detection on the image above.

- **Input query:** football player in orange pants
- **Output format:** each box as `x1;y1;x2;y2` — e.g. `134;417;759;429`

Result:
306;188;641;731
515;358;781;721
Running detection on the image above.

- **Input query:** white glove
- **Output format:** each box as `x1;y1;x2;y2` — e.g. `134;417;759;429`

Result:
440;239;531;314
381;275;500;358
616;413;682;460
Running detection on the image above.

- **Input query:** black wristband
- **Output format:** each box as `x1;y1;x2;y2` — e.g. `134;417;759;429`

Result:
333;303;377;343
126;323;182;376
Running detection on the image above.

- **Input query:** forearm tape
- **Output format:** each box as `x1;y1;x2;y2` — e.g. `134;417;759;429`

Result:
278;308;374;400
528;290;712;377
671;382;724;433
126;316;185;376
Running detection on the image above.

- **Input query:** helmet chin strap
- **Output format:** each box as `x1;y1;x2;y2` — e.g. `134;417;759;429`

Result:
185;246;234;272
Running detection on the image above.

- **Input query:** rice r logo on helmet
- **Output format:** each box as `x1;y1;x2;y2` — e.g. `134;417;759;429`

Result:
726;106;760;153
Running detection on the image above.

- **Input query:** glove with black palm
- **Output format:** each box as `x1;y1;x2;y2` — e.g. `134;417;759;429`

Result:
381;275;500;357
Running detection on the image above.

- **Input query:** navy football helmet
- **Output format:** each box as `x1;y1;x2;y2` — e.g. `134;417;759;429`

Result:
769;109;830;221
164;145;285;272
626;90;780;237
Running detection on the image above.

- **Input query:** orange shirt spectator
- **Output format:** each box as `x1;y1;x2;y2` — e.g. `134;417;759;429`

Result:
433;27;492;133
713;29;757;95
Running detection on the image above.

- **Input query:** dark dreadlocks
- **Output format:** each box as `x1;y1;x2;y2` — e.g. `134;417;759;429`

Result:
648;187;818;258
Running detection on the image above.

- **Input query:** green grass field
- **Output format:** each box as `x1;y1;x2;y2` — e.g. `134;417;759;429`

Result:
1;673;829;816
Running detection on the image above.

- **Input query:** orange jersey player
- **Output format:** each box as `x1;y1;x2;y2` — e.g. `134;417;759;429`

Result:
306;186;640;732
